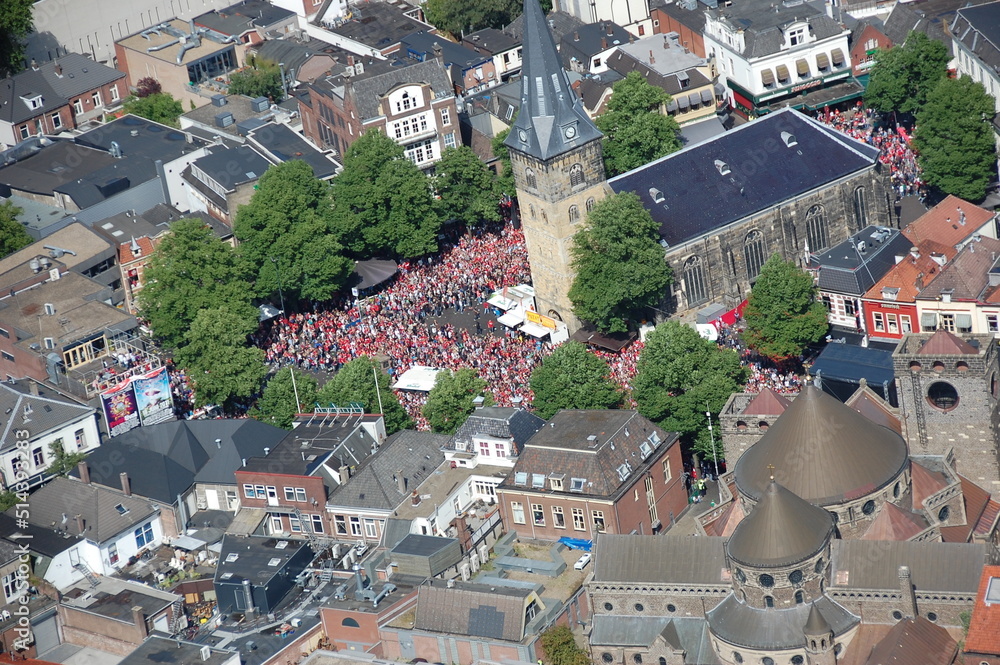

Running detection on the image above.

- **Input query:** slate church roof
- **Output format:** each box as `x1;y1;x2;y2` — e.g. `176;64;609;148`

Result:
707;596;857;650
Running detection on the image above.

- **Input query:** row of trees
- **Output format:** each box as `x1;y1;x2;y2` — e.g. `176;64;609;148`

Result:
865;31;997;202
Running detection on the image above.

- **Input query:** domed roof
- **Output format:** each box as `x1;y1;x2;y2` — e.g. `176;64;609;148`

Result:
727;480;835;568
734;386;909;506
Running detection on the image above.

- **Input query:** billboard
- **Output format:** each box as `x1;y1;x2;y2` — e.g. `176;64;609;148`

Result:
101;382;139;437
133;367;174;426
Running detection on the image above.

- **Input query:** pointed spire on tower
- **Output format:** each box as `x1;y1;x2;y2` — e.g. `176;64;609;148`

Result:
504;0;602;161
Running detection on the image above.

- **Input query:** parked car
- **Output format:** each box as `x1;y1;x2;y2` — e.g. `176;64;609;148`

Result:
574;552;592;570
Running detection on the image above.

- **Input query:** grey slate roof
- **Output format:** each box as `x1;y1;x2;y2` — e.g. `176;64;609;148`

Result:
558;22;633;69
916;236;1000;301
119;634;238;665
0;513;83;557
450;407;545;452
829;539;987;592
14;476;158;544
194;0;294;35
214;534;310;585
463;28;521;55
414;579;530;642
707;596;858;650
0;54;125;126
326;429;448;510
346;57;454;122
321;2;429;51
254;40;327;77
504;0;603;161
401;31;492;71
0;380;94;453
589;616;719;663
191;145;272;191
594;534;728;584
707;0;844;58
952;3;1000;73
812;226;913;295
247;122;338;179
504;10;584;43
609;108;879;248
605;50;711;97
72;419;289;504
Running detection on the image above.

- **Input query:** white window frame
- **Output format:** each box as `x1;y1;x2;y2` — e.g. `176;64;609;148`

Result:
511;501;526;524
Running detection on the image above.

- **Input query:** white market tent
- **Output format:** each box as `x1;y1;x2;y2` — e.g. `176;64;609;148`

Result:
392;366;445;392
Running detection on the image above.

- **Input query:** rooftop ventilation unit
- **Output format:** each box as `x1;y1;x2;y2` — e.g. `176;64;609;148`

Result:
250;96;269;113
780;131;797;147
215;112;234;128
714;159;731;176
649;188;665;203
211;94;227;107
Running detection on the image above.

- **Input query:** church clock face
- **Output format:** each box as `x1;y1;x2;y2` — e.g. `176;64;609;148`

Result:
564;125;577;139
518;129;528;142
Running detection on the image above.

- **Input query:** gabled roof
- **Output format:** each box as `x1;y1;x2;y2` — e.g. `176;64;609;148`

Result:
558;21;632;68
953;3;1000;75
726;480;835;568
734;386;909;506
864;616;957;665
594;534;728;584
73;419;289;504
903;195;995;249
830;539;986;592
414;580;531;642
915;330;980;355
450;407;545;452
462;28;521;55
504;0;603;161
320;2;429;51
706;0;845;59
863;238;953;303
504;10;584;42
247;122;339;179
194;0;294;35
189;145;272;191
589;616;714;661
964;564;1000;656
813;226;913;296
0;513;83;558
916;236;1000;302
860;502;927;541
401;31;491;70
604;49;711;97
909;461;950;509
0;380;94;452
741;388;792;416
0;54;125;126
609;108;879;248
845;385;901;434
14;476;158;544
346;57;454;121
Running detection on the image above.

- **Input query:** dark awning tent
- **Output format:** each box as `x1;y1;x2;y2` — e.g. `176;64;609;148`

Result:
808;342;897;406
349;259;399;291
570;326;637;352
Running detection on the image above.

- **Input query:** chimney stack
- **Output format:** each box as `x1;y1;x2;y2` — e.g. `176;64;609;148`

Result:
132;606;147;637
605;22;613;36
898;566;918;618
120;472;132;496
396;472;406;493
54;62;63;77
601;37;608;49
339;465;351;484
411;490;421;506
910;247;920;260
29;380;39;396
78;461;91;484
75;514;85;535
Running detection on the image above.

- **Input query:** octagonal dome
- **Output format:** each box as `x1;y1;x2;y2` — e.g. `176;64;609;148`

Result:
734;385;908;506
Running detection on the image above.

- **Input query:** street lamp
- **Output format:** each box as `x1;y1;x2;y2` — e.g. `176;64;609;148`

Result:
706;404;719;480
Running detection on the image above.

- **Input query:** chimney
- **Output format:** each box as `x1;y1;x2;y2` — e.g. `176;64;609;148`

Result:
649;49;655;64
396;472;406;493
605;21;613;36
54;62;63;77
120;472;131;496
347;55;355;67
75;514;85;535
574;31;580;41
910;247;920;260
433;42;443;56
29;380;39;396
411;490;421;506
601;37;608;49
898;566;918;618
453;515;472;551
30;59;38;71
339;465;351;484
132;606;148;637
78;461;91;484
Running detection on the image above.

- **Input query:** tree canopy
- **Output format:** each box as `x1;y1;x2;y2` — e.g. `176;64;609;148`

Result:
539;626;589;665
435;145;501;225
330;130;441;258
633;321;746;443
913;75;998;203
228;57;284;100
596;71;682;176
424;0;523;36
0;200;32;257
122;92;184;127
235;160;353;304
175;307;268;410
529;341;622;419
316;357;412;435
250;367;319;429
491;126;516;198
423;368;492;434
0;0;32;77
863;31;948;115
569;192;673;332
135;77;162;98
138;219;256;351
743;254;828;359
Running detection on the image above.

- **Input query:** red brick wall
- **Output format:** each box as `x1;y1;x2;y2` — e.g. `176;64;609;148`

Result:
651;8;706;59
320;608;381;651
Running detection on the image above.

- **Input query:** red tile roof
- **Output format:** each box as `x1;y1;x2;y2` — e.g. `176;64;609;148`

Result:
904;194;995;250
846;387;902;434
860;502;927;541
916;330;980;355
865;239;953;302
864;616;957;665
741;388;792;416
976;500;1000;537
964;565;1000;655
117;236;156;264
910;461;950;509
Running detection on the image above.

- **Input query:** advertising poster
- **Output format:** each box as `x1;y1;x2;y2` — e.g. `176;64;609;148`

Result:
134;367;175;426
102;382;139;437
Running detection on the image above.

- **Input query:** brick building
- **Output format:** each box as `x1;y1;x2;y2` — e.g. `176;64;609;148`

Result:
964;565;1000;664
496;410;686;540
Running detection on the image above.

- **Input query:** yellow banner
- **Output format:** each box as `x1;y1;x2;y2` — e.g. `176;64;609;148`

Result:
526;310;557;330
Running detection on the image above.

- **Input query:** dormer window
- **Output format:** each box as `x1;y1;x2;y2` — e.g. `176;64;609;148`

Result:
514;471;528;486
570;477;586;492
531;473;545;488
21;93;43;110
616;462;632;481
639;440;653;460
788;27;806;46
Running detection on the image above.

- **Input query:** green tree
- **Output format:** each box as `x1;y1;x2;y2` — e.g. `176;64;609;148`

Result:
743;254;828;359
316;357;412;434
435;146;501;225
175;307;268;410
491;125;516;198
250;367;319;429
135;77;162;98
539;626;589;665
596;71;682;176
330;130;440;258
0;200;32;257
633;321;746;440
913;75;998;202
0;491;17;512
228;57;284;100
47;440;86;477
0;0;32;77
529;341;622;419
235;160;352;303
423;368;492;434
122;92;184;127
424;0;522;36
138;218;254;350
863;31;948;115
568;192;673;333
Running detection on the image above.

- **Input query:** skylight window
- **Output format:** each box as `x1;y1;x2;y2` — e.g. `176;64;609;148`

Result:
639;441;653;460
514;471;528;486
225;553;239;563
531;473;545;488
617;463;632;482
115;503;129;515
221;573;233;580
649;431;661;445
275;540;289;549
268;558;282;567
570;477;586;492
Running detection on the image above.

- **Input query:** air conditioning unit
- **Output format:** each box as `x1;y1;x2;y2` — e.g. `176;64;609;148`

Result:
196;500;208;510
215;112;234;128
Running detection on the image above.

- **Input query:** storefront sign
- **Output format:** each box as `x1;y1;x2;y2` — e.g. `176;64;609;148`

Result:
526;310;557;330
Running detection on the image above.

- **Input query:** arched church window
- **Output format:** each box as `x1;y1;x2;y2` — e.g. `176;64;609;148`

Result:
525;168;536;189
684;256;708;306
744;230;767;281
927;381;959;411
569;205;580;224
854;186;868;229
806;205;828;252
586;197;596;212
788;570;803;585
764;595;774;608
795;590;804;604
570;163;585;187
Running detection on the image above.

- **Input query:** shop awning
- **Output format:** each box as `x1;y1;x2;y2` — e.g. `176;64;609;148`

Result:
761;68;775;86
520;321;551;338
172;535;208;551
700;88;714;104
498;310;523;327
667;99;678;112
831;48;845;66
921;313;938;328
796;59;810;76
677;94;690;109
956;313;973;329
349;259;398;291
715;82;726;96
816;52;830;70
688;92;701;107
775;64;790;82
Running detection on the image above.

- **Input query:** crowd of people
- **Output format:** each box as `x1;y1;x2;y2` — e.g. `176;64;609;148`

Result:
815;106;925;200
717;323;802;395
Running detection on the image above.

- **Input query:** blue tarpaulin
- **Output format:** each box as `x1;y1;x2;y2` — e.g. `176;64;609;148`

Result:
558;537;593;551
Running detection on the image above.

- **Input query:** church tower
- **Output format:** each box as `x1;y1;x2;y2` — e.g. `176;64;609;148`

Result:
505;0;607;331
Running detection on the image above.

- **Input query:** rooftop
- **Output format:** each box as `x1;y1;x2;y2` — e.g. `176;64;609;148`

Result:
247;122;339;179
413;579;534;643
342;57;455;121
462;28;521;55
243;413;381;477
0;221;113;276
320;2;430;52
0;512;83;558
903;195;996;249
182;94;275;128
865;617;958;665
0;140;117;197
707;0;845;59
401;31;492;70
613;33;707;75
594;534;728;584
965;564;1000;655
0;379;94;452
119;633;238;665
116;19;237;66
608;108;879;248
953;2;1000;73
393;461;510;520
190;145;273;190
812;225;912;296
194;0;294;35
0;53;125;125
214;534;311;585
61;577;180;622
829;539;986;592
559;21;633;68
